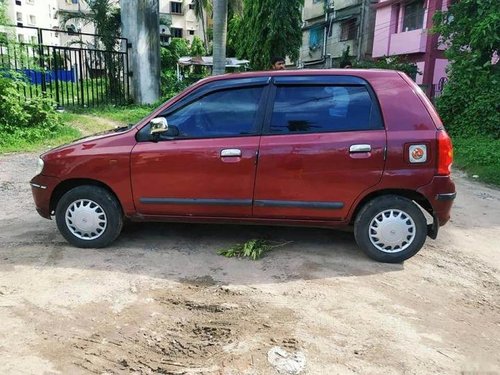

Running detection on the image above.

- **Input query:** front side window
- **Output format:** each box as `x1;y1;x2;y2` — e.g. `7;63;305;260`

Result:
165;87;263;138
269;85;382;134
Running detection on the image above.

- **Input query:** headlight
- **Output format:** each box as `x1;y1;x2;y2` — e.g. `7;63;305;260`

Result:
36;157;44;175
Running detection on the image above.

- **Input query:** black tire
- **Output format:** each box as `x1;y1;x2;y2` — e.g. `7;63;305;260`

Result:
55;185;123;248
354;195;427;263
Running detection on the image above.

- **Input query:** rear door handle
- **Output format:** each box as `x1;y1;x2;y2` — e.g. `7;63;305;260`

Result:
220;149;242;157
349;144;372;153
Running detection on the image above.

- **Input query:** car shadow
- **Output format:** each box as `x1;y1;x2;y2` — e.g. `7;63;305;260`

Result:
110;222;403;283
2;220;404;285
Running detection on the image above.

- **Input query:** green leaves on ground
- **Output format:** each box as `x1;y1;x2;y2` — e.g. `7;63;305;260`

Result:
218;239;291;260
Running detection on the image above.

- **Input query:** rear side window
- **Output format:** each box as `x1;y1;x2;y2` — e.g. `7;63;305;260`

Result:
269;85;382;134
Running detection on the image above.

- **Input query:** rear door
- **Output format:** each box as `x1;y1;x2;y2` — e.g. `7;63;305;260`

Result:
253;75;386;220
131;78;269;217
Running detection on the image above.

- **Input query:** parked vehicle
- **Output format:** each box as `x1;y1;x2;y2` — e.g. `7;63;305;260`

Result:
30;70;455;262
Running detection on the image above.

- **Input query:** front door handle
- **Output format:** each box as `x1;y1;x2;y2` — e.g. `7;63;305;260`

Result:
349;144;372;153
220;149;242;157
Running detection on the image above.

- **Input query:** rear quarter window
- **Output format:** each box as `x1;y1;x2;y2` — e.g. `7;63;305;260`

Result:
269;85;383;134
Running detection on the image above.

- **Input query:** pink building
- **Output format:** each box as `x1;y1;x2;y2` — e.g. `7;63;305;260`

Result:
372;0;449;98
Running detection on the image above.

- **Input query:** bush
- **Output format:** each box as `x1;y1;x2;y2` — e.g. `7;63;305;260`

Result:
436;68;500;139
0;72;64;146
433;0;500;139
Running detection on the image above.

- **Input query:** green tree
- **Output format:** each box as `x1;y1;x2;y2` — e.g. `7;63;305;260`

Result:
160;38;190;97
190;36;206;57
59;0;122;96
192;0;212;52
339;46;352;68
235;0;304;70
0;0;8;25
433;0;500;138
59;0;120;51
354;54;420;79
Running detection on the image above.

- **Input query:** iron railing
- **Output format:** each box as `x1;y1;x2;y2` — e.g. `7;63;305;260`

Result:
0;25;130;107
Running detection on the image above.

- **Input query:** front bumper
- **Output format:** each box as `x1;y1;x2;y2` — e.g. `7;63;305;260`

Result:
30;174;60;219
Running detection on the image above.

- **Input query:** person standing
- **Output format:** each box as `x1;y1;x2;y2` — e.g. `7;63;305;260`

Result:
271;56;286;70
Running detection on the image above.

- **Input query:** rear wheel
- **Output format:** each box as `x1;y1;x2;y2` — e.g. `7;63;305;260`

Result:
55;185;123;248
354;195;427;263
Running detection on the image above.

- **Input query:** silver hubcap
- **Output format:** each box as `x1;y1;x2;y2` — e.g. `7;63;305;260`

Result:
65;199;107;240
369;209;416;253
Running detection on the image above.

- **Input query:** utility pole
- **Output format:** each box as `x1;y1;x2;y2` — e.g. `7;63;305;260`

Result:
121;0;160;104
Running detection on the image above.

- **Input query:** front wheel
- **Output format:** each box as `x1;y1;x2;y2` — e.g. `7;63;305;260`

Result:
55;185;123;248
354;195;427;263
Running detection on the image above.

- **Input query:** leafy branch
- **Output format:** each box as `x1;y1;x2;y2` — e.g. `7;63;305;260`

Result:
218;239;292;260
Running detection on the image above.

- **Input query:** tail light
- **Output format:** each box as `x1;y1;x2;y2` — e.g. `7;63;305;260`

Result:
437;130;453;175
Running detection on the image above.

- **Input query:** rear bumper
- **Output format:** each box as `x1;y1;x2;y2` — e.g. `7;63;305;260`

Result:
30;174;59;219
417;176;456;226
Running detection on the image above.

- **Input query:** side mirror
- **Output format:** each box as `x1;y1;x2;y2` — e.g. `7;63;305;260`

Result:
149;117;169;135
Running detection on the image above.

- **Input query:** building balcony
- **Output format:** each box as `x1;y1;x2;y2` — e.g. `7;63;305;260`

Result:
388;28;427;55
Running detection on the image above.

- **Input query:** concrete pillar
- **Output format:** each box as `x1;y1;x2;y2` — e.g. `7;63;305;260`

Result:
121;0;160;104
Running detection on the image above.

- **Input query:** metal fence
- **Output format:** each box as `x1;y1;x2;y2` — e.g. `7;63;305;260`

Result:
0;25;130;107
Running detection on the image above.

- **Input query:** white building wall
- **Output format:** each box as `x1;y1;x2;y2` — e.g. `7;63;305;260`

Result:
7;0;60;45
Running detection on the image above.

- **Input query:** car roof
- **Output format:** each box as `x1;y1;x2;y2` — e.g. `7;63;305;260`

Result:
196;68;402;85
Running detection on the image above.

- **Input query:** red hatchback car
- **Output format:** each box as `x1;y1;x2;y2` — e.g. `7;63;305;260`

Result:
31;70;455;263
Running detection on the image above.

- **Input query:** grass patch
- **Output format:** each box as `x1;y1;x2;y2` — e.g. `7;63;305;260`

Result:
0;104;155;154
452;134;500;186
59;112;120;136
0;125;80;154
66;104;153;125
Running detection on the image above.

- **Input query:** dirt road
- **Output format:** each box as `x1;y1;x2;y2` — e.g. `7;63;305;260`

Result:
0;152;499;374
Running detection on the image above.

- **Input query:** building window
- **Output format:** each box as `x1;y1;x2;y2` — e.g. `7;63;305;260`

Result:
171;2;183;14
309;26;323;51
171;27;183;38
340;18;357;41
403;0;425;32
189;30;195;35
28;15;36;25
18;34;24;43
15;0;22;6
16;12;23;22
27;0;35;4
30;35;37;44
189;3;194;10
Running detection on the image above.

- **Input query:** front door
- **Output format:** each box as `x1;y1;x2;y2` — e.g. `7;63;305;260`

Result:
253;78;387;221
131;85;265;217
